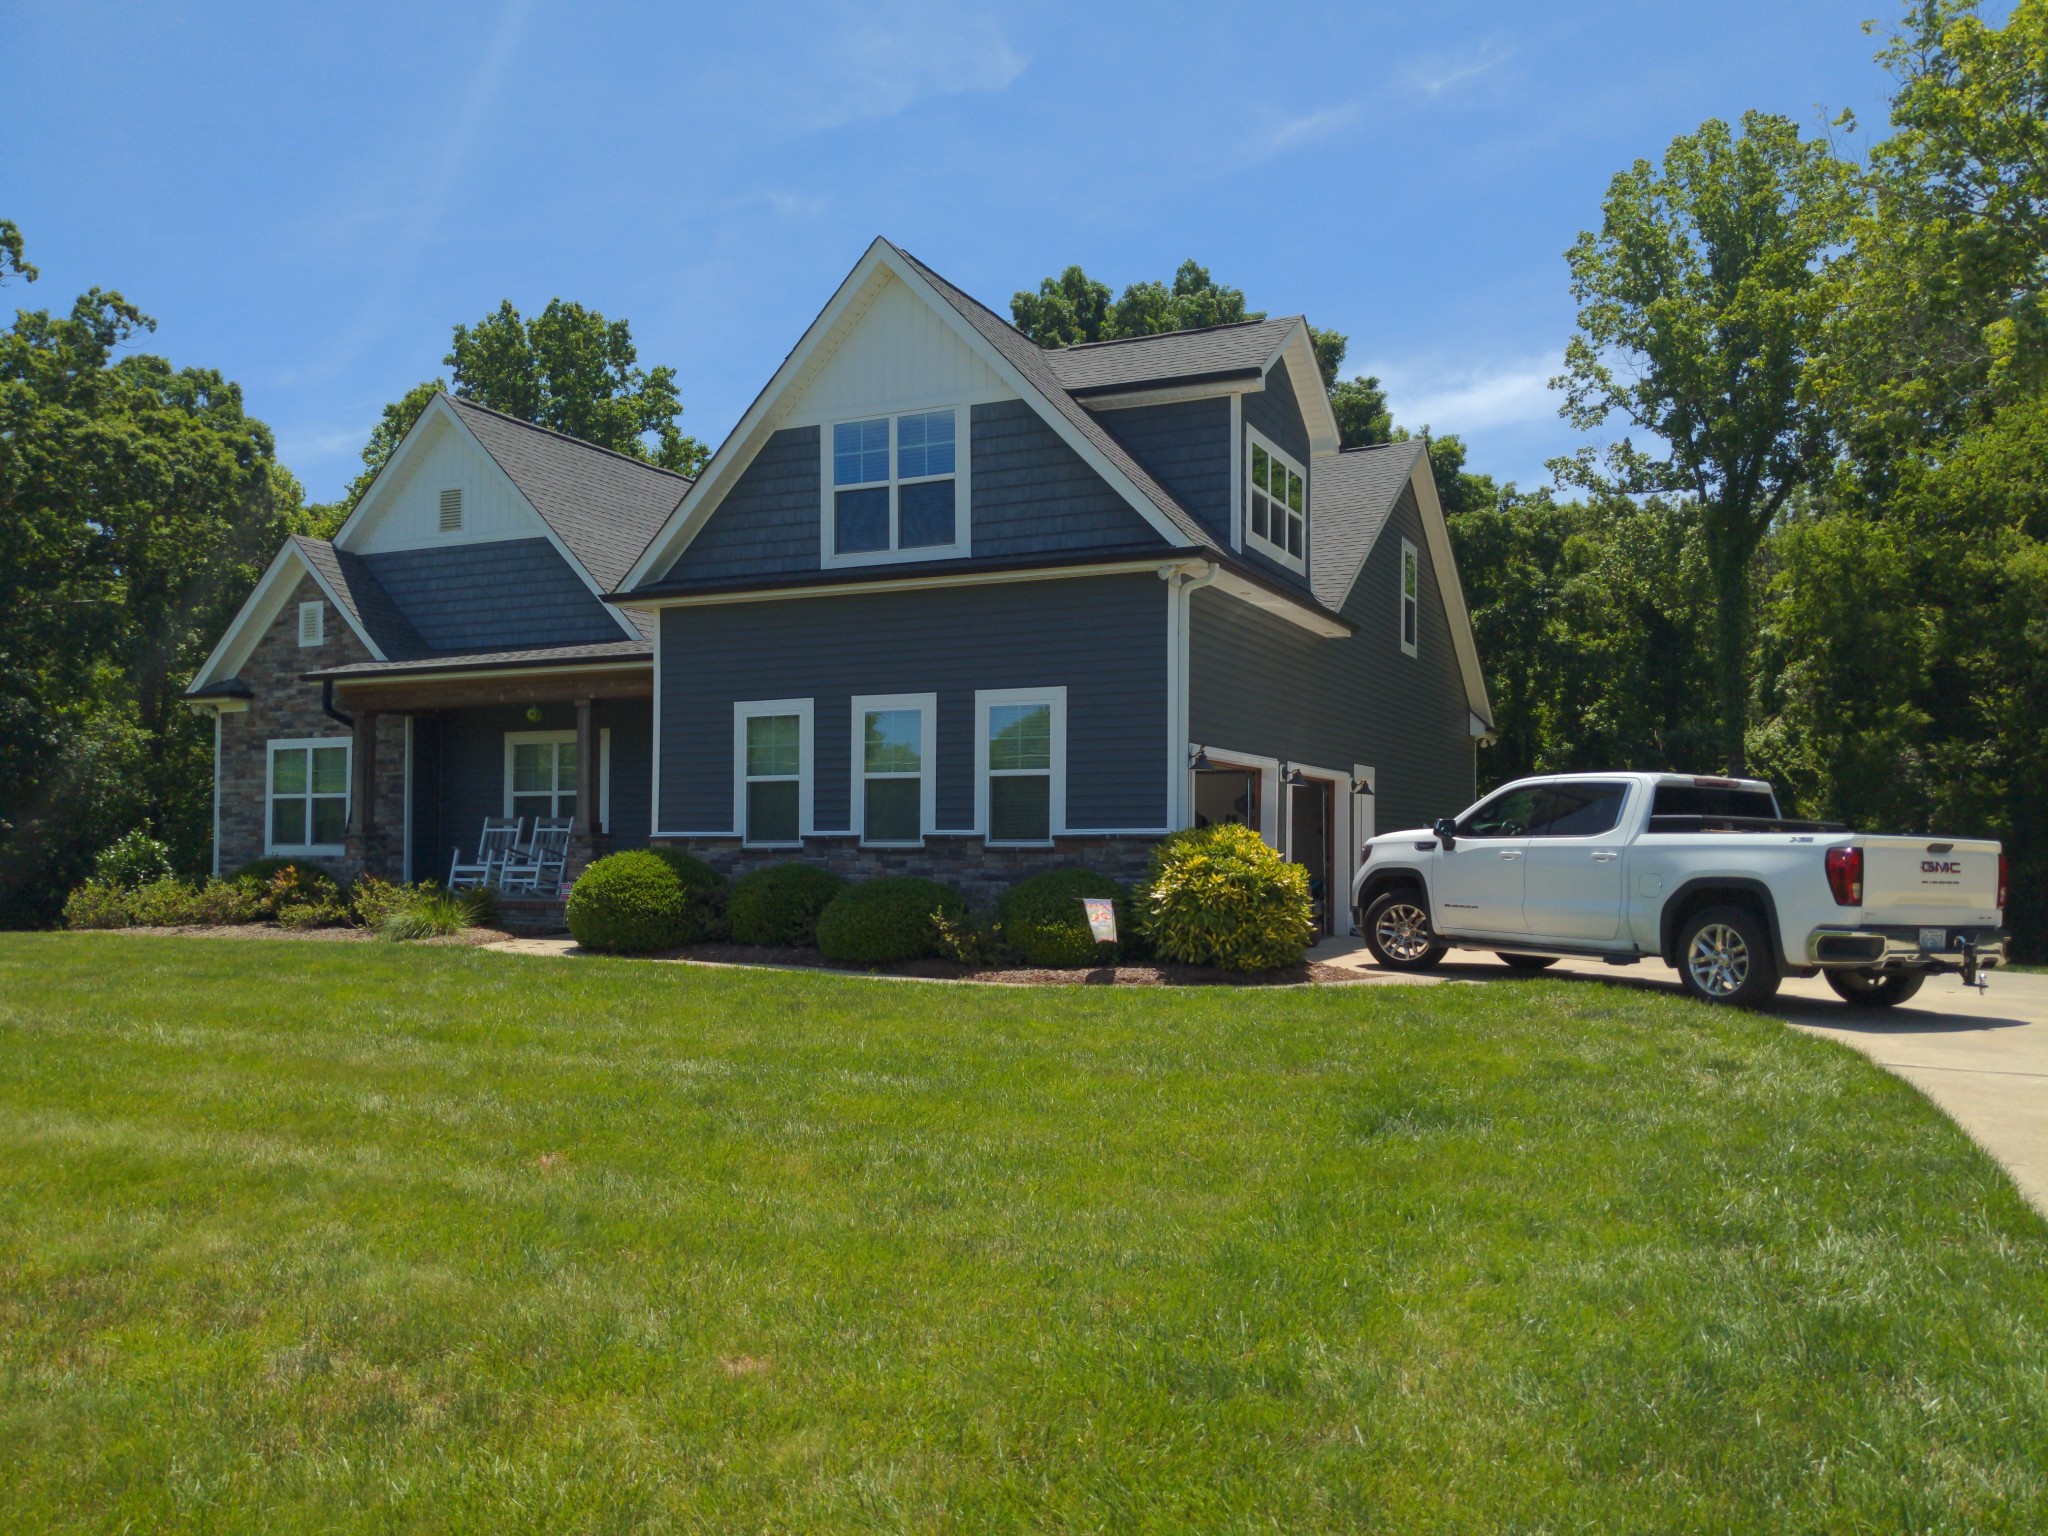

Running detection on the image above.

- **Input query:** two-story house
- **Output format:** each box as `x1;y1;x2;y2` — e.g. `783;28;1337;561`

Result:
186;239;1492;933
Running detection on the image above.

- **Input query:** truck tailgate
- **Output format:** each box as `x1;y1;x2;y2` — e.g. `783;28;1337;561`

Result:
1858;837;2002;922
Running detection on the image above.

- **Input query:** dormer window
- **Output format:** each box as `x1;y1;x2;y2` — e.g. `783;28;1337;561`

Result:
825;408;964;564
1247;431;1306;572
438;487;463;532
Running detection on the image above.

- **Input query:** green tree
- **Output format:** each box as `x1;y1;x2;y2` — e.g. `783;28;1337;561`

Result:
1553;111;1855;773
0;227;310;923
1011;259;1264;347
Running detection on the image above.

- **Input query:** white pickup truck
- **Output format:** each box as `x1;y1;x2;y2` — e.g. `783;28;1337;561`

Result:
1350;772;2008;1007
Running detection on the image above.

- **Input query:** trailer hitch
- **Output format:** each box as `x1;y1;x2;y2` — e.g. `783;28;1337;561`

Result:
1960;936;1989;993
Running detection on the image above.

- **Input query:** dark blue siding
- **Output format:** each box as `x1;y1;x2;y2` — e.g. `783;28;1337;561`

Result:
1239;356;1317;593
1094;396;1232;546
661;427;821;586
1187;485;1475;836
970;399;1166;558
409;698;653;882
658;574;1170;834
360;539;622;651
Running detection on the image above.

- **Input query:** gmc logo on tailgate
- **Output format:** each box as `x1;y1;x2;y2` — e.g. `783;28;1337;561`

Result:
1923;860;1962;874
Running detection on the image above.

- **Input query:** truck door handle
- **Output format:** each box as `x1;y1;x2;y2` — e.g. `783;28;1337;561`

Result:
1499;850;1522;861
1591;851;1618;863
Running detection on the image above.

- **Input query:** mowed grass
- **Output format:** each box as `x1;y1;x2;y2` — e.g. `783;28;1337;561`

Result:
1;937;2044;1533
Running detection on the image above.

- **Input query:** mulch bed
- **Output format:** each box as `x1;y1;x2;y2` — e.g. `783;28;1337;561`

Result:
650;942;1383;987
113;923;516;947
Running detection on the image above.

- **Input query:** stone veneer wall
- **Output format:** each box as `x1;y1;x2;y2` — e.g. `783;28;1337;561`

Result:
215;572;407;882
648;834;1160;908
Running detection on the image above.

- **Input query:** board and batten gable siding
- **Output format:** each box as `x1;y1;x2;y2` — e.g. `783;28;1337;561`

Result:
1238;354;1316;593
647;426;822;588
970;399;1172;559
359;538;623;651
1093;396;1233;547
411;699;653;884
658;575;1169;833
352;416;538;553
1188;483;1475;836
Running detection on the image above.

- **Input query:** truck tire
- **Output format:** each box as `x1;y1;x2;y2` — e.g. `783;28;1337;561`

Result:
1496;953;1558;971
1825;968;1926;1008
1675;905;1781;1008
1362;890;1447;972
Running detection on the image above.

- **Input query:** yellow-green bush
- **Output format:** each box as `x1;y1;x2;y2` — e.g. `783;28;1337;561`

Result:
1138;824;1314;971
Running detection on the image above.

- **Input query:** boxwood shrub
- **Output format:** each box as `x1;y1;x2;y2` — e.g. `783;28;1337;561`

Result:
726;862;846;947
566;849;724;953
815;876;964;966
1138;823;1315;972
998;867;1129;968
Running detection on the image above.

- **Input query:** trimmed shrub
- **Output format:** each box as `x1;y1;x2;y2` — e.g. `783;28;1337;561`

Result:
187;878;265;926
648;849;727;935
566;849;722;953
998;867;1129;968
931;906;1010;967
229;860;338;918
726;863;846;947
64;879;136;929
63;876;266;929
815;877;964;966
349;875;408;929
93;828;174;889
1138;823;1315;972
267;867;346;926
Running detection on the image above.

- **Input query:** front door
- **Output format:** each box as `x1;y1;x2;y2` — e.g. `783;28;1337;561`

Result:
1433;783;1542;935
1288;777;1333;935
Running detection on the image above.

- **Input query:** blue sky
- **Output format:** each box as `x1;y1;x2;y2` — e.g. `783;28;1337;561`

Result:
3;1;1903;502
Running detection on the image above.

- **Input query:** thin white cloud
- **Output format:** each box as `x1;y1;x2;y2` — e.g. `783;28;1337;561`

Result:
1369;353;1560;435
1405;43;1512;99
804;5;1027;130
1244;102;1362;161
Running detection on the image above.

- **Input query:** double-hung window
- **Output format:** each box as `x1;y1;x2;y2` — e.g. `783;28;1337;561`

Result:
1399;539;1419;657
508;734;578;823
976;688;1066;845
735;700;811;846
1246;430;1307;570
828;408;962;562
267;738;350;854
852;694;935;845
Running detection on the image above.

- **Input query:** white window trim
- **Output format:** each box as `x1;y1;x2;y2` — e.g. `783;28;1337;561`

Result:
974;686;1067;846
501;728;610;831
1399;538;1420;658
264;736;351;857
1245;427;1308;574
297;600;325;648
820;406;972;569
733;698;814;847
850;692;937;846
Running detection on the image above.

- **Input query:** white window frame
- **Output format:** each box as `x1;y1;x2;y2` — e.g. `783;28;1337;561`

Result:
1399;538;1420;658
264;736;351;857
850;692;937;846
297;600;325;648
820;405;971;569
974;686;1067;846
733;698;813;847
502;729;611;830
1245;427;1308;573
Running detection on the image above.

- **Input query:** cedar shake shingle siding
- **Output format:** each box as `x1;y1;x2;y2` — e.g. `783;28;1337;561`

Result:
1188;483;1476;838
359;538;624;651
1094;396;1234;547
969;400;1168;559
660;426;823;588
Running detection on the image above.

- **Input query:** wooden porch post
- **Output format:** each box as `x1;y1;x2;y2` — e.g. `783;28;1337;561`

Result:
353;708;378;835
574;698;596;837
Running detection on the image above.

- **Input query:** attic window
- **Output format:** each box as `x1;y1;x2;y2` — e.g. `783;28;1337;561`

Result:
1246;431;1306;572
439;487;464;532
297;600;325;648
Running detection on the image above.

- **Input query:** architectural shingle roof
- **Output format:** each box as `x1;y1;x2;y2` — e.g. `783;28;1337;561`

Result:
1042;317;1298;394
1307;440;1426;610
293;535;428;660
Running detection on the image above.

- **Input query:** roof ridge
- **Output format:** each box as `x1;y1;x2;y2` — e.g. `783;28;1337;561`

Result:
1054;315;1293;352
443;391;698;484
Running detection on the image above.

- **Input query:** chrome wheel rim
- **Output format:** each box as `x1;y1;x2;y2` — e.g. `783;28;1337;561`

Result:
1686;923;1750;997
1375;902;1433;962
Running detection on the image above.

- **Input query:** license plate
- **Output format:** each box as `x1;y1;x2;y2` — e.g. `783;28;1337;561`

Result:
1919;927;1949;952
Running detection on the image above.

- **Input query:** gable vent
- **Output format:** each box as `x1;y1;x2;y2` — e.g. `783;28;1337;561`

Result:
297;600;325;648
438;487;464;532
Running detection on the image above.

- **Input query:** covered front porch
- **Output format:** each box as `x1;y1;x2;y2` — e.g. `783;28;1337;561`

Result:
312;650;654;922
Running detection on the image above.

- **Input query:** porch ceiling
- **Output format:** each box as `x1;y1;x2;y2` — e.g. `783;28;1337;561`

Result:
328;662;651;714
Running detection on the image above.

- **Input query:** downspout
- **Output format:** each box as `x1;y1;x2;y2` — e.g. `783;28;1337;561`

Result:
321;678;353;730
1158;559;1219;829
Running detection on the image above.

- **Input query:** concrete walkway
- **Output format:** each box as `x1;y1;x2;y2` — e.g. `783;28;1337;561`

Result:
1311;939;2048;1215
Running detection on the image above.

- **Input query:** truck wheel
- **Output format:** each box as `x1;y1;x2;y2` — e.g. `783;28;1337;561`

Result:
1496;954;1558;972
1825;968;1926;1008
1363;890;1447;971
1676;905;1781;1008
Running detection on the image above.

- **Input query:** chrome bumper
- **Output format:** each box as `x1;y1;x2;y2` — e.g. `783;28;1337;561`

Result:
1806;925;2008;969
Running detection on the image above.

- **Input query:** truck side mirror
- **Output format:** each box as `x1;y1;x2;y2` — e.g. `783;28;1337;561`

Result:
1433;817;1457;850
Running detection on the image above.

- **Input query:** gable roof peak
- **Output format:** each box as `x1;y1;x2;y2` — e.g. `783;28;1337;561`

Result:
439;391;697;486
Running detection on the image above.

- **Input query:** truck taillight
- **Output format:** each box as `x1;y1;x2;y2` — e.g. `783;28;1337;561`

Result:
1998;853;2008;910
1825;846;1863;907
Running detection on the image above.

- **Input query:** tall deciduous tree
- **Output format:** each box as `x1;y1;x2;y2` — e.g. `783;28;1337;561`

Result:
1552;112;1854;773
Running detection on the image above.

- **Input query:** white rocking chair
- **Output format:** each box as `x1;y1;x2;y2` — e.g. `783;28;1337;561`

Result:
500;818;572;896
449;816;522;890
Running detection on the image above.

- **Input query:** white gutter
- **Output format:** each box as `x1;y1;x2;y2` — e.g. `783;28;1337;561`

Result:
1159;559;1220;828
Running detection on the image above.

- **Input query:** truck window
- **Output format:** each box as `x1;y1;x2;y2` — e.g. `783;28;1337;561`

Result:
1533;781;1629;837
1458;786;1543;838
1650;784;1779;820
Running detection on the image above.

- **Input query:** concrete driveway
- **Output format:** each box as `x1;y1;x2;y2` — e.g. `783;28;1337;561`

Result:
1312;939;2047;1216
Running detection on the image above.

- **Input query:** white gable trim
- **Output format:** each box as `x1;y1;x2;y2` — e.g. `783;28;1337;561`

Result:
331;393;640;642
621;239;1194;592
1403;453;1494;729
1263;319;1341;457
187;541;386;693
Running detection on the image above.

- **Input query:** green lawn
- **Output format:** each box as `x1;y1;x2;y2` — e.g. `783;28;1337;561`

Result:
2;936;2044;1533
